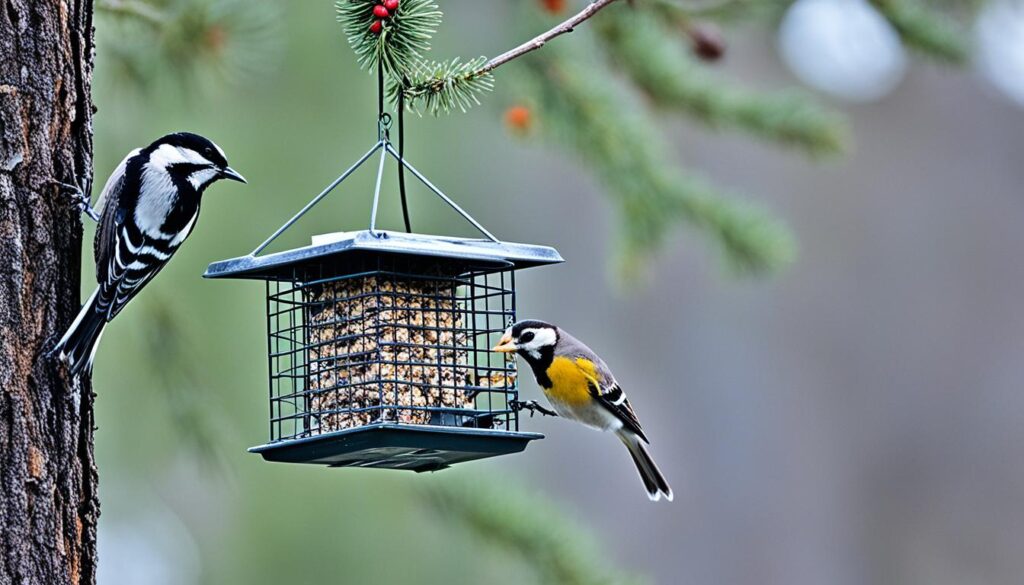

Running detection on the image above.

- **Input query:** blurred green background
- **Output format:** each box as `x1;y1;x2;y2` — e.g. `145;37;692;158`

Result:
88;1;1024;584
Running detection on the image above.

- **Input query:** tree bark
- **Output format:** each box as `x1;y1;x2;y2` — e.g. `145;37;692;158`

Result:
0;2;98;585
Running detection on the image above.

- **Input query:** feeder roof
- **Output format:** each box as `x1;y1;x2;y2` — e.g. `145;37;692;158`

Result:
204;230;564;280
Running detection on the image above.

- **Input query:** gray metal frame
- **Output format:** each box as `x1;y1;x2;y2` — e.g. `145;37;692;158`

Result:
204;138;564;281
251;139;498;257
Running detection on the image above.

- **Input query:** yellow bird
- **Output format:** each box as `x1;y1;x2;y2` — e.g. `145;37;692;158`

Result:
493;320;673;502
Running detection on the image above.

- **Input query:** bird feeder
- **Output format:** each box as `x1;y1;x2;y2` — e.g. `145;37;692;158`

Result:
205;120;562;472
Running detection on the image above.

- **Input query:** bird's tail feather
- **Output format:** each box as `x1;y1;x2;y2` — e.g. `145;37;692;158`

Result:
54;289;107;378
620;432;673;502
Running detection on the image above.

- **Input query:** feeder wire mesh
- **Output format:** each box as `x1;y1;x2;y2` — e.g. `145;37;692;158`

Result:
266;256;519;443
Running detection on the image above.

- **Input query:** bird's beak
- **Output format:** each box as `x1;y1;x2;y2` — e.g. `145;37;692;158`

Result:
220;166;247;183
492;332;517;353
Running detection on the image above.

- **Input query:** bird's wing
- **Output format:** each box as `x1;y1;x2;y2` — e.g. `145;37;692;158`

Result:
555;330;650;441
586;375;649;443
93;164;129;287
93;149;139;215
96;211;189;321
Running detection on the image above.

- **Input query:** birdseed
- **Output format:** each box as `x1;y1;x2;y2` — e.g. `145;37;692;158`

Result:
305;274;495;432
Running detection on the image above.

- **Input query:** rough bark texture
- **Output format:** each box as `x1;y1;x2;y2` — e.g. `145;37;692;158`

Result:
0;1;97;585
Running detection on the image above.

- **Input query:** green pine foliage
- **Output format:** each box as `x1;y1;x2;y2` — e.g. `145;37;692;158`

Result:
512;30;795;277
336;0;442;78
394;56;495;114
871;0;970;64
596;7;847;158
337;0;495;113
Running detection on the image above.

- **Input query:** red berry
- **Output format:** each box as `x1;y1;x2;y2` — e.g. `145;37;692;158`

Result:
384;0;399;11
370;20;382;34
373;5;390;18
504;105;532;134
540;0;566;14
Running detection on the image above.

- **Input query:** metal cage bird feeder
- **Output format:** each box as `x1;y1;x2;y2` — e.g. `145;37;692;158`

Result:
205;120;562;472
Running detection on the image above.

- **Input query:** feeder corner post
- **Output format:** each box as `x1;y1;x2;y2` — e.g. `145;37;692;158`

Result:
0;1;99;584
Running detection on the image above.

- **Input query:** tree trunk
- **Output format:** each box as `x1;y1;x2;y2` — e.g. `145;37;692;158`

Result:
0;1;98;584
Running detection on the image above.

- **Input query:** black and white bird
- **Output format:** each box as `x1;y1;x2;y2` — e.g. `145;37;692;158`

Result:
55;132;246;377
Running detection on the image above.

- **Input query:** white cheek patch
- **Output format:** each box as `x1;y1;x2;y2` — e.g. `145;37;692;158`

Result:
520;327;557;356
188;167;219;190
529;328;557;348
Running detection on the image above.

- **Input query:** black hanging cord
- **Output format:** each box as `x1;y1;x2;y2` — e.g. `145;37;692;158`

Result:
377;64;385;124
376;65;412;233
397;79;411;233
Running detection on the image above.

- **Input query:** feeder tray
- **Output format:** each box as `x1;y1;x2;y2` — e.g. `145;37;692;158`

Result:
205;134;562;471
248;424;542;472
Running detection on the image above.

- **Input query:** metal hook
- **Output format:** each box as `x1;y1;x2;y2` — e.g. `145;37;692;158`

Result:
378;113;392;141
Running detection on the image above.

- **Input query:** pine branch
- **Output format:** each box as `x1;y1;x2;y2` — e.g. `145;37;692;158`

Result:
597;7;848;157
514;31;794;277
425;481;645;585
872;0;970;64
337;0;442;78
400;0;626;113
393;57;495;115
480;0;624;74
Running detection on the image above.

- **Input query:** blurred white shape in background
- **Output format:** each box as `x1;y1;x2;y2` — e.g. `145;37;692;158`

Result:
976;0;1024;108
778;0;908;102
97;501;201;585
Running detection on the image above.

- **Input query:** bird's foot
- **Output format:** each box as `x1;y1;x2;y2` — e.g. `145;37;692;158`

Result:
510;399;559;418
41;332;63;360
49;178;99;222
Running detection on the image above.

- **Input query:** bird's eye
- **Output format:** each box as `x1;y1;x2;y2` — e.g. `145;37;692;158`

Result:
520;331;535;343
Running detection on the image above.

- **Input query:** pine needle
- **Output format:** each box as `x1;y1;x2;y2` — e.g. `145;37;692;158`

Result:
397;57;495;115
336;0;443;78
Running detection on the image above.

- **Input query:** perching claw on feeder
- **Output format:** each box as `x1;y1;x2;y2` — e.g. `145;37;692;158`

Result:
205;118;562;472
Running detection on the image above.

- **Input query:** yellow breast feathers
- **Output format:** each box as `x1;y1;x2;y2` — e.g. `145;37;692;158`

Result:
543;356;600;407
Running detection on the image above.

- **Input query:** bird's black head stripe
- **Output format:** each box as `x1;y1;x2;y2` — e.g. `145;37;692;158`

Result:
511;319;555;337
150;132;229;168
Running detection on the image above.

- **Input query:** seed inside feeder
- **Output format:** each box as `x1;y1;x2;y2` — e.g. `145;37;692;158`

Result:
306;272;502;432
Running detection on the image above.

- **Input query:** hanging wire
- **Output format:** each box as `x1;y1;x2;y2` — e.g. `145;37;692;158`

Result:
369;134;389;237
247;65;499;255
